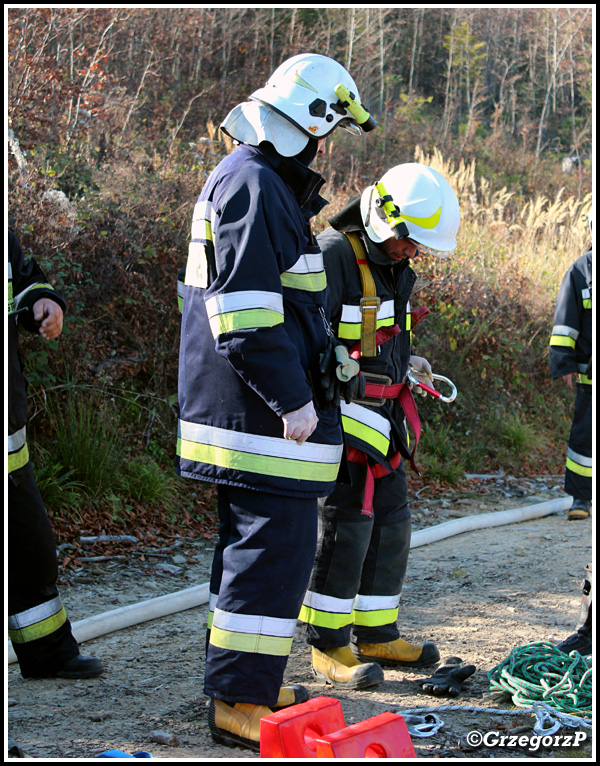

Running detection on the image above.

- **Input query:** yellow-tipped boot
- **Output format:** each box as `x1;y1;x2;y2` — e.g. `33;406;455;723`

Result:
354;637;440;668
208;699;271;752
312;645;384;690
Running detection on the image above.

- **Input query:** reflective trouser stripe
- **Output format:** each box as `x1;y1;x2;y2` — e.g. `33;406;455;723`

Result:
209;607;296;657
566;448;593;477
299;591;401;629
8;597;67;644
351;594;400;628
353;607;400;627
8;426;29;474
299;591;355;630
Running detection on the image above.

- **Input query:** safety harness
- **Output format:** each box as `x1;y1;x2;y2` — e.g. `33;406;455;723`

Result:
343;232;423;516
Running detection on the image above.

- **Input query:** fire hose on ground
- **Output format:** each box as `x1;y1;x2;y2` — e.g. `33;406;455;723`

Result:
7;496;573;665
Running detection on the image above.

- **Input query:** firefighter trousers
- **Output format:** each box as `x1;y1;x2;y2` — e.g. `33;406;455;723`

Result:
8;462;79;677
565;383;592;502
204;484;318;707
298;459;411;648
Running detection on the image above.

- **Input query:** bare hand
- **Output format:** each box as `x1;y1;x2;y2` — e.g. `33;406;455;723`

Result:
33;298;64;340
282;401;318;445
561;372;578;389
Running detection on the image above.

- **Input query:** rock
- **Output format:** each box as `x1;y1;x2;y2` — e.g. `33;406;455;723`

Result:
149;730;180;747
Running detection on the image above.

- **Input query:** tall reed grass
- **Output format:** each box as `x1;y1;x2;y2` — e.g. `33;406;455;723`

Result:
413;146;592;299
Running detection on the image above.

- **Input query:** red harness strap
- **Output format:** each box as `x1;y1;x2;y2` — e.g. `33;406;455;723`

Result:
349;325;401;360
346;322;423;515
346;381;422;517
347;447;402;517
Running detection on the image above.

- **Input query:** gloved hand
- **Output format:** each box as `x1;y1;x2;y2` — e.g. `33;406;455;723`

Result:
282;401;319;445
409;355;435;397
416;657;476;698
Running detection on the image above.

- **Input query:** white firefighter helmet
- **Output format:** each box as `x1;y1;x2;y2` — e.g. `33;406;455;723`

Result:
360;163;461;256
220;53;375;157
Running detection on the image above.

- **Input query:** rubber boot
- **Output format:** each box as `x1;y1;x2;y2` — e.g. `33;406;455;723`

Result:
272;684;309;710
557;563;593;656
208;699;271;752
354;636;440;668
568;498;591;520
311;645;384;689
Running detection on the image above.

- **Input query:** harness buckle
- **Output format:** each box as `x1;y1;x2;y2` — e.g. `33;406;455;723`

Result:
355;372;392;407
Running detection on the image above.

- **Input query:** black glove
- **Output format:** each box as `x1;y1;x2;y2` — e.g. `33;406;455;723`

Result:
340;369;365;404
416;657;476;698
319;336;363;407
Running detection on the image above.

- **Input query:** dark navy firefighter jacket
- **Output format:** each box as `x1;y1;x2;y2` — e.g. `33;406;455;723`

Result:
176;143;344;498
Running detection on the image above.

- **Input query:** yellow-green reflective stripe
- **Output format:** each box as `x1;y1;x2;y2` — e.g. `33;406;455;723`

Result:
280;271;327;292
9;606;67;644
8;444;29;474
566;448;592;477
14;283;55;309
566;458;593;478
353;607;399;627
550;335;576;349
190;219;212;242
209;308;284;336
338;316;395;341
298;605;353;630
177;438;339;483
341;416;390;457
209;626;293;657
582;299;591;309
402;206;441;229
579;375;592;385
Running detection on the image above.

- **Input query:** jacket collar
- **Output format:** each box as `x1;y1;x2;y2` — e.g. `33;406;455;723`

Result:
245;143;328;220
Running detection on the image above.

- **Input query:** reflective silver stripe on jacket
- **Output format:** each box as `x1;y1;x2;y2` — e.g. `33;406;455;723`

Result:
8;426;27;453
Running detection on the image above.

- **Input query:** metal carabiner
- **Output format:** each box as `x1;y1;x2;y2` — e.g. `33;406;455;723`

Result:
532;703;563;737
401;713;445;738
407;369;458;403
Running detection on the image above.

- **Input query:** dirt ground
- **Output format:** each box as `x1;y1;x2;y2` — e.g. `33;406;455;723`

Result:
7;474;594;760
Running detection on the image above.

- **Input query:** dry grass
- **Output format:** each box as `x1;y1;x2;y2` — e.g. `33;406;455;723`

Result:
413;146;592;299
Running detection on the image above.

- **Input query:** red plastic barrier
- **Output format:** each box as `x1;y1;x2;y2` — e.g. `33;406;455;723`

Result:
314;712;416;759
260;697;345;759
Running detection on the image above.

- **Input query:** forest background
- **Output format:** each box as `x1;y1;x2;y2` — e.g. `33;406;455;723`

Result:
7;6;594;544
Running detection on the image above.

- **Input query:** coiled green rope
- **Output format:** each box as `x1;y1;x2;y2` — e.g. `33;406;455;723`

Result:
488;641;592;717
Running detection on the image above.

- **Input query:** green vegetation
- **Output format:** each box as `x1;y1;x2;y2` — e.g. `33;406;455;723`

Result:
7;8;591;535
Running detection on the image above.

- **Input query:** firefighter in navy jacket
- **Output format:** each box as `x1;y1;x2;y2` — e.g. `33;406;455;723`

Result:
176;54;375;751
8;230;103;680
549;215;592;519
298;164;461;689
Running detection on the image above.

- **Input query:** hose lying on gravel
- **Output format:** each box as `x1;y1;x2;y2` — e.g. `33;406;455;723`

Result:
7;496;573;665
